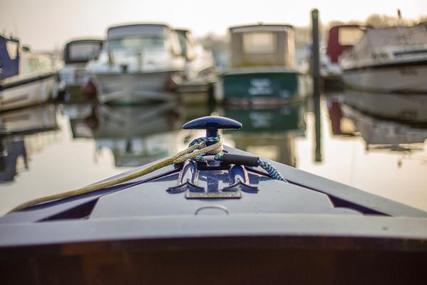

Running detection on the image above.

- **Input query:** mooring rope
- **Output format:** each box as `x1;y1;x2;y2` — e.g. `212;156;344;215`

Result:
10;139;222;212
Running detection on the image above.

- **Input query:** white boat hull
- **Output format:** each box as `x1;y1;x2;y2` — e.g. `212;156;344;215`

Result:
342;64;427;93
0;74;56;111
92;71;182;104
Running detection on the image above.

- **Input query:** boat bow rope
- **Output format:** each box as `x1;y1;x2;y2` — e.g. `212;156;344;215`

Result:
9;116;284;213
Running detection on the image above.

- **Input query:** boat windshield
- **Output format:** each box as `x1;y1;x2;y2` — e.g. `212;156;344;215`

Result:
107;37;166;52
243;32;276;54
69;43;102;62
338;28;364;46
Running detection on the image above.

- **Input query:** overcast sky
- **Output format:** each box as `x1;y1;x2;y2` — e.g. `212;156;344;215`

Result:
1;0;426;50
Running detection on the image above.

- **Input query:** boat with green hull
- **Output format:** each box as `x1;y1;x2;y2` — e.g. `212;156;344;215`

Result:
217;24;310;105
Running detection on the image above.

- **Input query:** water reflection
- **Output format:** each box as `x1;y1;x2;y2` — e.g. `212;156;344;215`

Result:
0;105;58;182
327;91;427;155
94;103;182;167
223;104;305;166
0;90;426;212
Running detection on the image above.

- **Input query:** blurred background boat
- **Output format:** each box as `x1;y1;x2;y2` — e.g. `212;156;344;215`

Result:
58;39;103;102
174;28;216;105
0;35;57;111
87;23;186;104
217;24;311;106
340;23;427;93
322;25;365;90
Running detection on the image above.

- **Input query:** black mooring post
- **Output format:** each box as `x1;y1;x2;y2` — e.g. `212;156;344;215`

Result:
311;8;322;162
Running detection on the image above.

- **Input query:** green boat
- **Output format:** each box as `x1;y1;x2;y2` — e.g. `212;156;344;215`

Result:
217;24;310;105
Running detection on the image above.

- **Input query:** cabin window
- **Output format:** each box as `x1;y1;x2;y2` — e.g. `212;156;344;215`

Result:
6;41;19;60
69;43;102;61
338;28;364;46
169;31;182;57
243;32;276;54
108;37;166;51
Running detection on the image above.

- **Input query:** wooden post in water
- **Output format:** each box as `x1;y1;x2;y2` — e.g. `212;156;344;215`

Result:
311;8;322;162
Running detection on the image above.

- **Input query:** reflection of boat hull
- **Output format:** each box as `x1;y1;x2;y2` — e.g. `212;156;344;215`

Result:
0;104;58;135
218;69;308;105
224;105;304;132
343;91;427;123
0;74;55;111
94;103;182;167
224;104;305;165
342;62;427;93
92;70;182;104
342;104;427;147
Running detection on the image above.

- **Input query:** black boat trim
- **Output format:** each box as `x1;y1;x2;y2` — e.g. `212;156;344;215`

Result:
0;73;55;91
343;59;427;72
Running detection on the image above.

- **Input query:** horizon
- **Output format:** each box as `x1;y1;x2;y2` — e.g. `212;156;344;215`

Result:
1;0;426;51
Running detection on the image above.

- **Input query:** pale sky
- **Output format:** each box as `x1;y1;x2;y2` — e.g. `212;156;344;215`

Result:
1;0;426;50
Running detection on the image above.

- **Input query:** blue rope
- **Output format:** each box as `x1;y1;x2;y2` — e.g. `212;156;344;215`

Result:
189;137;285;181
257;159;285;181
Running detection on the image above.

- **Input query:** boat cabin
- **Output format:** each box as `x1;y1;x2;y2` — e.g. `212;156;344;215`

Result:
105;24;182;56
326;25;365;63
229;24;295;69
174;29;196;61
63;39;103;65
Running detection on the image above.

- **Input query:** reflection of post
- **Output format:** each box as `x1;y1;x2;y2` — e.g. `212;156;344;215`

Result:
311;9;322;162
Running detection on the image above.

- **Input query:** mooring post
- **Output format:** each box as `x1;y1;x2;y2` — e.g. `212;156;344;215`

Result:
311;8;322;162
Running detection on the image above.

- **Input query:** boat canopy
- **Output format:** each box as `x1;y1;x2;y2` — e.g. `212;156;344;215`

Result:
229;24;295;68
107;24;170;40
351;24;427;56
64;39;103;64
0;35;20;80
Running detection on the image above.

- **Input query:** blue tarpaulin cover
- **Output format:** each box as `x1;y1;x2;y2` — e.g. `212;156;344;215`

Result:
0;35;20;80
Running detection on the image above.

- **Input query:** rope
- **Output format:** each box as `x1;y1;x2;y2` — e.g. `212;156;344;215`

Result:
9;140;220;212
257;159;286;181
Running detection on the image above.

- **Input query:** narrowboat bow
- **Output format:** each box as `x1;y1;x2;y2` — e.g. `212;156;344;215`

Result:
1;116;427;284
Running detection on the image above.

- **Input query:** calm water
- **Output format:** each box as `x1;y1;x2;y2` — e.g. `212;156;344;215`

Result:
0;92;426;214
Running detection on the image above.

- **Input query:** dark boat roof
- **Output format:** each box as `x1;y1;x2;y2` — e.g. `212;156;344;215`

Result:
106;23;172;40
65;38;103;46
107;23;171;33
229;23;294;33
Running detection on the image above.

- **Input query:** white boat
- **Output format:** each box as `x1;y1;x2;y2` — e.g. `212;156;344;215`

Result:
58;39;103;101
0;35;57;111
87;24;186;104
174;29;215;81
174;29;216;104
340;23;427;93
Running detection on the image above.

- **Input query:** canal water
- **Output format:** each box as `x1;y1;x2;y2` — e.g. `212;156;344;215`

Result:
0;91;426;214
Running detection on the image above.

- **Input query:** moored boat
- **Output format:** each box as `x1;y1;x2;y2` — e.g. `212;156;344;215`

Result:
58;39;103;102
0;115;426;284
87;24;186;104
340;23;427;93
175;29;216;105
0;35;57;111
323;25;365;90
217;24;310;106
